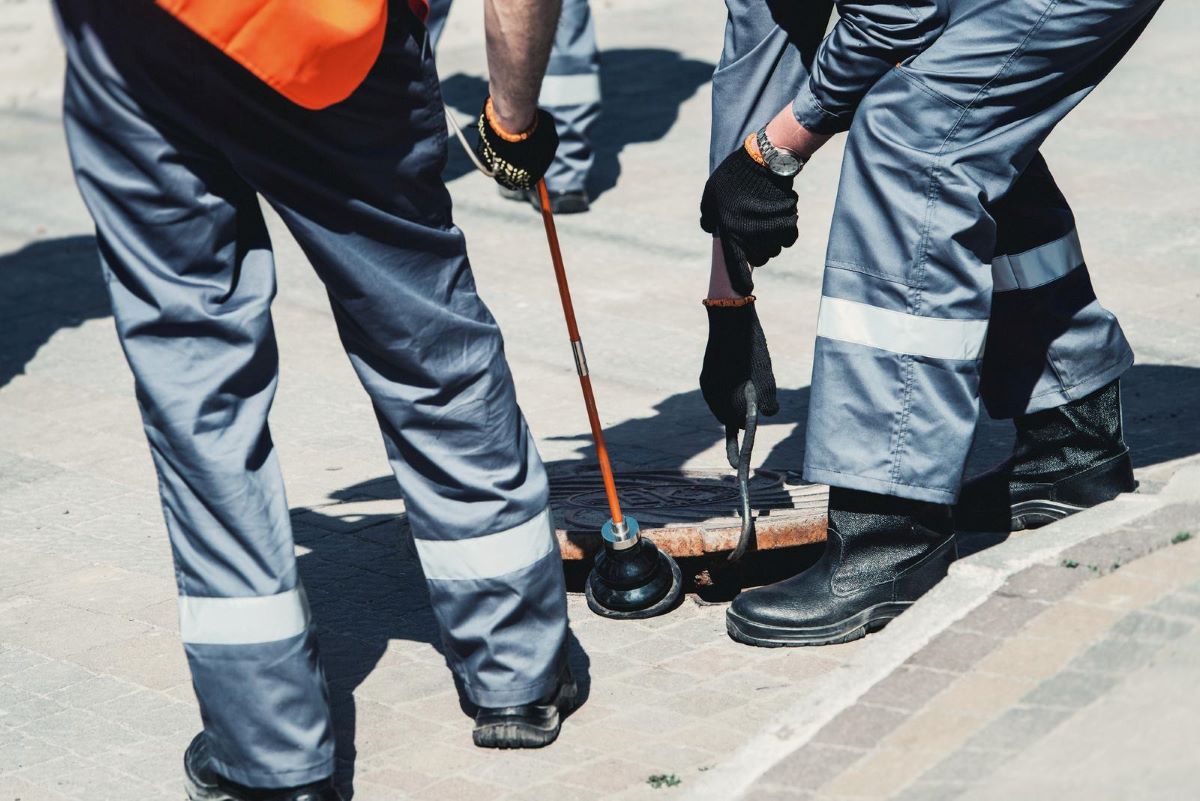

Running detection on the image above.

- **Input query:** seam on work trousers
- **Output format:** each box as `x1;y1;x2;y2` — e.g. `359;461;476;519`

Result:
889;0;1070;488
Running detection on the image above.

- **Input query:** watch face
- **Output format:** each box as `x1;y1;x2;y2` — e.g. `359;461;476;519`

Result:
769;152;802;177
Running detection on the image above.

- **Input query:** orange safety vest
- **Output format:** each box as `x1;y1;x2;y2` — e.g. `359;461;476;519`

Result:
156;0;429;110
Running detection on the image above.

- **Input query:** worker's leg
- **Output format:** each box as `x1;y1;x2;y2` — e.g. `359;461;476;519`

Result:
804;0;1162;503
957;154;1136;529
538;0;601;196
709;0;834;171
730;0;1163;647
221;10;568;709
982;153;1133;418
56;3;332;787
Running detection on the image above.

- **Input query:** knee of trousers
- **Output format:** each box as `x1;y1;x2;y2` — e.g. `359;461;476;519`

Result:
828;69;999;297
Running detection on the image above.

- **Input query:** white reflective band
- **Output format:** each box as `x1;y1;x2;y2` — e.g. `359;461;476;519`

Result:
415;509;556;581
179;586;310;645
992;229;1084;292
817;296;988;361
539;73;601;107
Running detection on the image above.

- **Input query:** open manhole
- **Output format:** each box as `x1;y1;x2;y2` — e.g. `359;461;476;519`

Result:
549;467;828;560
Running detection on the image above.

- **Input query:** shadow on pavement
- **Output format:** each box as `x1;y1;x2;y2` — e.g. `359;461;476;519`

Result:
291;494;591;798
0;235;110;388
294;360;1200;793
541;363;1200;572
439;48;713;199
544;362;1200;482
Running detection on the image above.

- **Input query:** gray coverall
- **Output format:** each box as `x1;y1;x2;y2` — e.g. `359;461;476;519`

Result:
712;0;1159;503
427;0;601;194
54;0;567;788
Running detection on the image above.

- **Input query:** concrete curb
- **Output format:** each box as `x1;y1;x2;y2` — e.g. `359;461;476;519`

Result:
684;458;1200;801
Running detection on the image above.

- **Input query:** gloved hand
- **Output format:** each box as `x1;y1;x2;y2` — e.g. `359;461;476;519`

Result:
700;143;799;295
700;300;780;430
475;97;559;192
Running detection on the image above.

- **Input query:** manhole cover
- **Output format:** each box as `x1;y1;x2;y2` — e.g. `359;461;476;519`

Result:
549;468;828;559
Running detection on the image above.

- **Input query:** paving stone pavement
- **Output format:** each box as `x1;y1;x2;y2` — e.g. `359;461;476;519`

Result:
746;513;1200;801
2;1;1199;800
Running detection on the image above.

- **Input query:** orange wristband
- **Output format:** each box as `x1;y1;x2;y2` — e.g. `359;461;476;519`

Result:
702;295;756;308
484;97;537;142
744;132;768;168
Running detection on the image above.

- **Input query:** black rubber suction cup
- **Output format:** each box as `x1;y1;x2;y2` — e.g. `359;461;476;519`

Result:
585;517;684;620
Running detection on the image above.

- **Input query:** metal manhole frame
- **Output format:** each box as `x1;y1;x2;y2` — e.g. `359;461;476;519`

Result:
549;467;829;560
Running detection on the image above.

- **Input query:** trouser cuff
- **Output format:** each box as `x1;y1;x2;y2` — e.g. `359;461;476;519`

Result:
460;661;564;708
803;466;958;505
1015;350;1133;418
208;754;334;790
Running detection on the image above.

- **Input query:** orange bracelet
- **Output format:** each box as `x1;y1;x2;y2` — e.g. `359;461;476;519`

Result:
744;132;768;168
484;97;537;142
702;295;756;308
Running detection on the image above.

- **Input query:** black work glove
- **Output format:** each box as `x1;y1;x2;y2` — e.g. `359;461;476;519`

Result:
700;144;799;295
475;97;559;192
700;302;780;430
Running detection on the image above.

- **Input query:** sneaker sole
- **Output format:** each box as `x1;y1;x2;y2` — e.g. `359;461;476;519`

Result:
725;601;912;648
472;681;579;750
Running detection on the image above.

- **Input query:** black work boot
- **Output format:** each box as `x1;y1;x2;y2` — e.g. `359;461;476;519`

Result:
184;733;340;801
726;488;957;647
957;379;1135;532
473;664;578;749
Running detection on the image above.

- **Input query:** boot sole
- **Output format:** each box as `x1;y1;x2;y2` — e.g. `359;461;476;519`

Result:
1009;498;1088;531
725;601;911;648
472;680;579;750
184;769;234;801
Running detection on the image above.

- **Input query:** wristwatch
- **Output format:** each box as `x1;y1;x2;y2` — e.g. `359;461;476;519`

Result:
755;127;804;178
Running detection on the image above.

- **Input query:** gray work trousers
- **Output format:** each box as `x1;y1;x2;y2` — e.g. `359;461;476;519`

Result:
427;0;601;193
54;0;568;787
713;0;1155;503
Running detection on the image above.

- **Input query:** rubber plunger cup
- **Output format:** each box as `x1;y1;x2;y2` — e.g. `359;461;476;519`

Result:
585;516;683;619
534;180;682;619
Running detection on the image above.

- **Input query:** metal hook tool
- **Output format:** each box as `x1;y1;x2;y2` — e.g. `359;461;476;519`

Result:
725;382;759;562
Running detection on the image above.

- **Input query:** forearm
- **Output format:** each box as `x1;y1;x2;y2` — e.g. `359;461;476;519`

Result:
709;240;739;298
483;0;562;132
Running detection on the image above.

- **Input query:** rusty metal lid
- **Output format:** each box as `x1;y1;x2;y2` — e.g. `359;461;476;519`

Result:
549;468;828;559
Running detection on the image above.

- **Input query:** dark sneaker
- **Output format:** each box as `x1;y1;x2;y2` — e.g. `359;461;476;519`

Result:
727;488;957;647
535;189;590;215
957;379;1136;532
184;733;340;801
497;185;590;214
473;666;578;749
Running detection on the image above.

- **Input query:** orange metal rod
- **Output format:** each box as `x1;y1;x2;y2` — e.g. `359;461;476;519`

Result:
535;179;624;526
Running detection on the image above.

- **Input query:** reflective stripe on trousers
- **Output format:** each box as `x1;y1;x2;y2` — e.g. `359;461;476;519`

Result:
427;0;600;193
55;0;567;787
